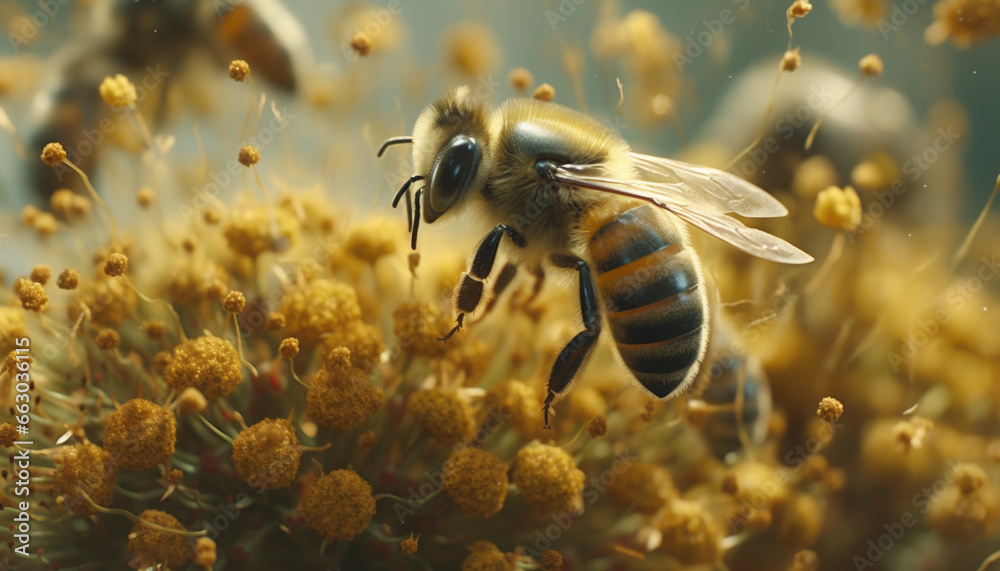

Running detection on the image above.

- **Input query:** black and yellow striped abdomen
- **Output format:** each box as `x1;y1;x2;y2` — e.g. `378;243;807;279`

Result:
587;204;709;398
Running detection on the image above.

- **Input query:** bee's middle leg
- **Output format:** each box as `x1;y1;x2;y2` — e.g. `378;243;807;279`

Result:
473;262;519;323
438;224;526;341
525;263;546;307
542;253;601;429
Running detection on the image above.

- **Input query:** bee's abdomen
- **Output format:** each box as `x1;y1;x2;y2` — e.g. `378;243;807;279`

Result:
588;205;707;398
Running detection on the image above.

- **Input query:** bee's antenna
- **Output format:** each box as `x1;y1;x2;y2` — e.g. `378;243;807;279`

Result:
378;136;413;158
411;187;423;250
392;175;423;232
404;190;413;233
392;176;423;207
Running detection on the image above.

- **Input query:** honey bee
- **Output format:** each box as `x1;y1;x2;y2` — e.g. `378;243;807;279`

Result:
28;0;310;198
379;86;812;428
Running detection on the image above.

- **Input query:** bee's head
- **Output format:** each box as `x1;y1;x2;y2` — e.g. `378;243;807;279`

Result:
378;86;493;249
411;86;492;223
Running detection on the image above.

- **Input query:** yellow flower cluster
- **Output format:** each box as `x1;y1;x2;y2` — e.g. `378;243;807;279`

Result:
514;442;586;515
103;399;176;471
163;336;242;400
306;346;384;430
53;442;117;516
231;418;301;489
300;469;376;542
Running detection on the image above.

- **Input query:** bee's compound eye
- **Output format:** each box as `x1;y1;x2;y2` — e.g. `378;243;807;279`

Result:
429;136;481;215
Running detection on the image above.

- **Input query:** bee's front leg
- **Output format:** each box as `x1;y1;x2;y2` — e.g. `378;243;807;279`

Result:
438;224;526;341
542;254;601;429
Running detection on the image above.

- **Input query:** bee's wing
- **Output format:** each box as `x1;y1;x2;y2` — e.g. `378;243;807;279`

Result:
656;204;814;264
551;159;814;265
629;153;789;218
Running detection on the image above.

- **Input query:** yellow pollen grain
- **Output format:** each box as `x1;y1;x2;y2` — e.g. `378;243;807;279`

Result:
238;145;260;167
99;74;137;108
279;337;300;358
229;59;250;82
816;397;844;422
814;186;862;231
29;264;50;285
104;253;129;277
58;268;80;290
350;32;372;56
533;83;556;101
859;54;884;77
223;290;246;314
40;142;66;167
15;278;47;312
95;329;120;350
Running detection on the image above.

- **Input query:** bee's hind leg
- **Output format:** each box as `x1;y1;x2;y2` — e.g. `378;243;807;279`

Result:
438;224;526;341
542;254;602;429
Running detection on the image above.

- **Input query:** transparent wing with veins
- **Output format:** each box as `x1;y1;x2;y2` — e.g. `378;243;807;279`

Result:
551;153;814;264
